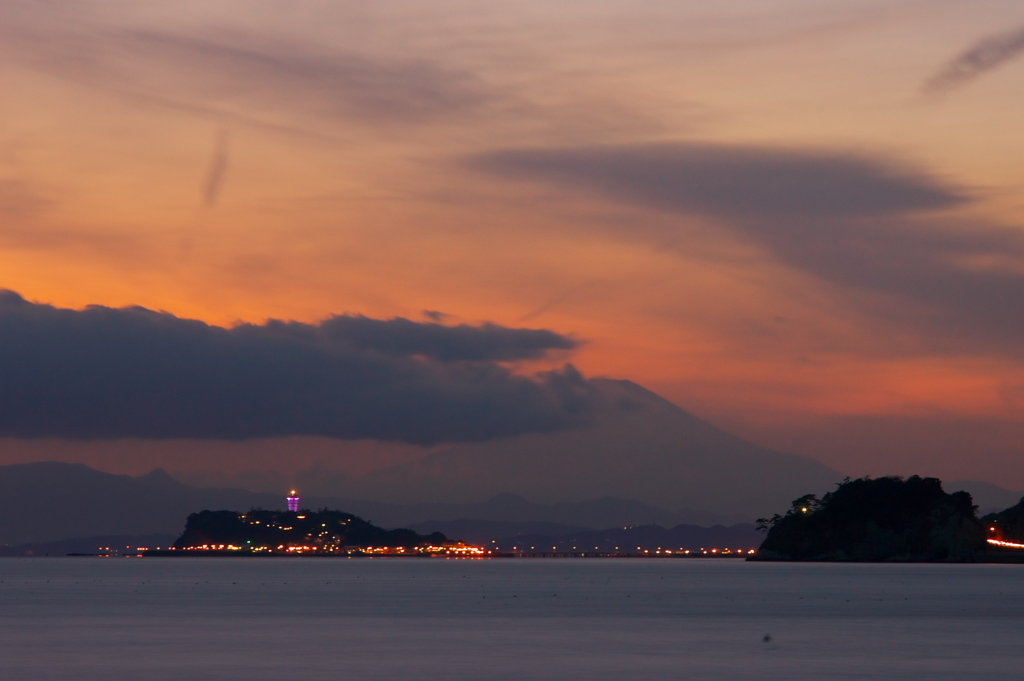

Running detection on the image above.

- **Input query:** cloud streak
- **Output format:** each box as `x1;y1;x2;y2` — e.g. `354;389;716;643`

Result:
924;26;1024;95
0;8;492;129
0;291;594;444
202;128;230;207
470;143;964;219
107;29;491;124
472;142;1024;356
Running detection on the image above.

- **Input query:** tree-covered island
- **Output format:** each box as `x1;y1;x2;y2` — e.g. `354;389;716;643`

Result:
751;476;987;562
168;508;485;556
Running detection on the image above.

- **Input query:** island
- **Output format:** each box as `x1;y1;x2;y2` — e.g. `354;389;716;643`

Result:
750;475;986;562
157;508;486;556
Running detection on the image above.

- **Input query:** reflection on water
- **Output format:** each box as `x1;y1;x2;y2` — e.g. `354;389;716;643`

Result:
1;558;1021;680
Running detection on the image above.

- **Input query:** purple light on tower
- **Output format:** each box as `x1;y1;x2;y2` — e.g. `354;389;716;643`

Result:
287;490;300;512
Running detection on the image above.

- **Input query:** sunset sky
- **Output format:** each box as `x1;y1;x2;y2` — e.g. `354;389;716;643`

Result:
2;0;1024;490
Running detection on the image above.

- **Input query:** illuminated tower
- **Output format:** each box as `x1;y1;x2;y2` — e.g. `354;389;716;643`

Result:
287;490;300;512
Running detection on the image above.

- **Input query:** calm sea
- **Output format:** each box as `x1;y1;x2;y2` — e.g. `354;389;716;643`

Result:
0;557;1021;680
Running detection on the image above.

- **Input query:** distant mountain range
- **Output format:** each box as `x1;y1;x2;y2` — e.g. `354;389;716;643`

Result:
944;480;1024;516
0;462;749;547
0;462;281;545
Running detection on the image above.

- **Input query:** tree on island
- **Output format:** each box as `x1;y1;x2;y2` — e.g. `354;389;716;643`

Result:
752;476;985;562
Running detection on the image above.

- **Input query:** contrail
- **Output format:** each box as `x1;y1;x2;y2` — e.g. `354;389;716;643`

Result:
924;26;1024;95
202;127;230;207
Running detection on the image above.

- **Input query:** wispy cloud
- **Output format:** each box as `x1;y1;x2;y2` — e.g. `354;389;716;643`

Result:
471;142;1024;357
104;29;491;124
0;7;493;130
924;26;1024;95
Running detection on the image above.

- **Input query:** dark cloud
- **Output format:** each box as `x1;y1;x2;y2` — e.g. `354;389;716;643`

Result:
0;291;594;443
421;310;450;322
471;142;1024;356
471;143;963;219
924;26;1024;95
745;214;1024;333
319;315;578;361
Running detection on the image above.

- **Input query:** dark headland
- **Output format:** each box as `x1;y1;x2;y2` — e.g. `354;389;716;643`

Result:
751;475;1024;562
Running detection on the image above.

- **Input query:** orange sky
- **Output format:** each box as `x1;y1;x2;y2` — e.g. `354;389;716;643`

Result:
2;0;1024;488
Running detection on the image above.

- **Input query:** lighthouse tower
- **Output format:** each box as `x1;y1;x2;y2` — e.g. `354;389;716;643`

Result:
287;490;300;512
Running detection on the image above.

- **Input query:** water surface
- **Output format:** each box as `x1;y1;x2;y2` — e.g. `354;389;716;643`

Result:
1;557;1020;680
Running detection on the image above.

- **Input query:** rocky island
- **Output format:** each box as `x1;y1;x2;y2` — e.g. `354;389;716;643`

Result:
751;476;986;562
166;508;484;556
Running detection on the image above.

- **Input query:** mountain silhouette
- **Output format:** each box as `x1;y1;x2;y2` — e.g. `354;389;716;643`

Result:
348;378;843;519
0;379;845;543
